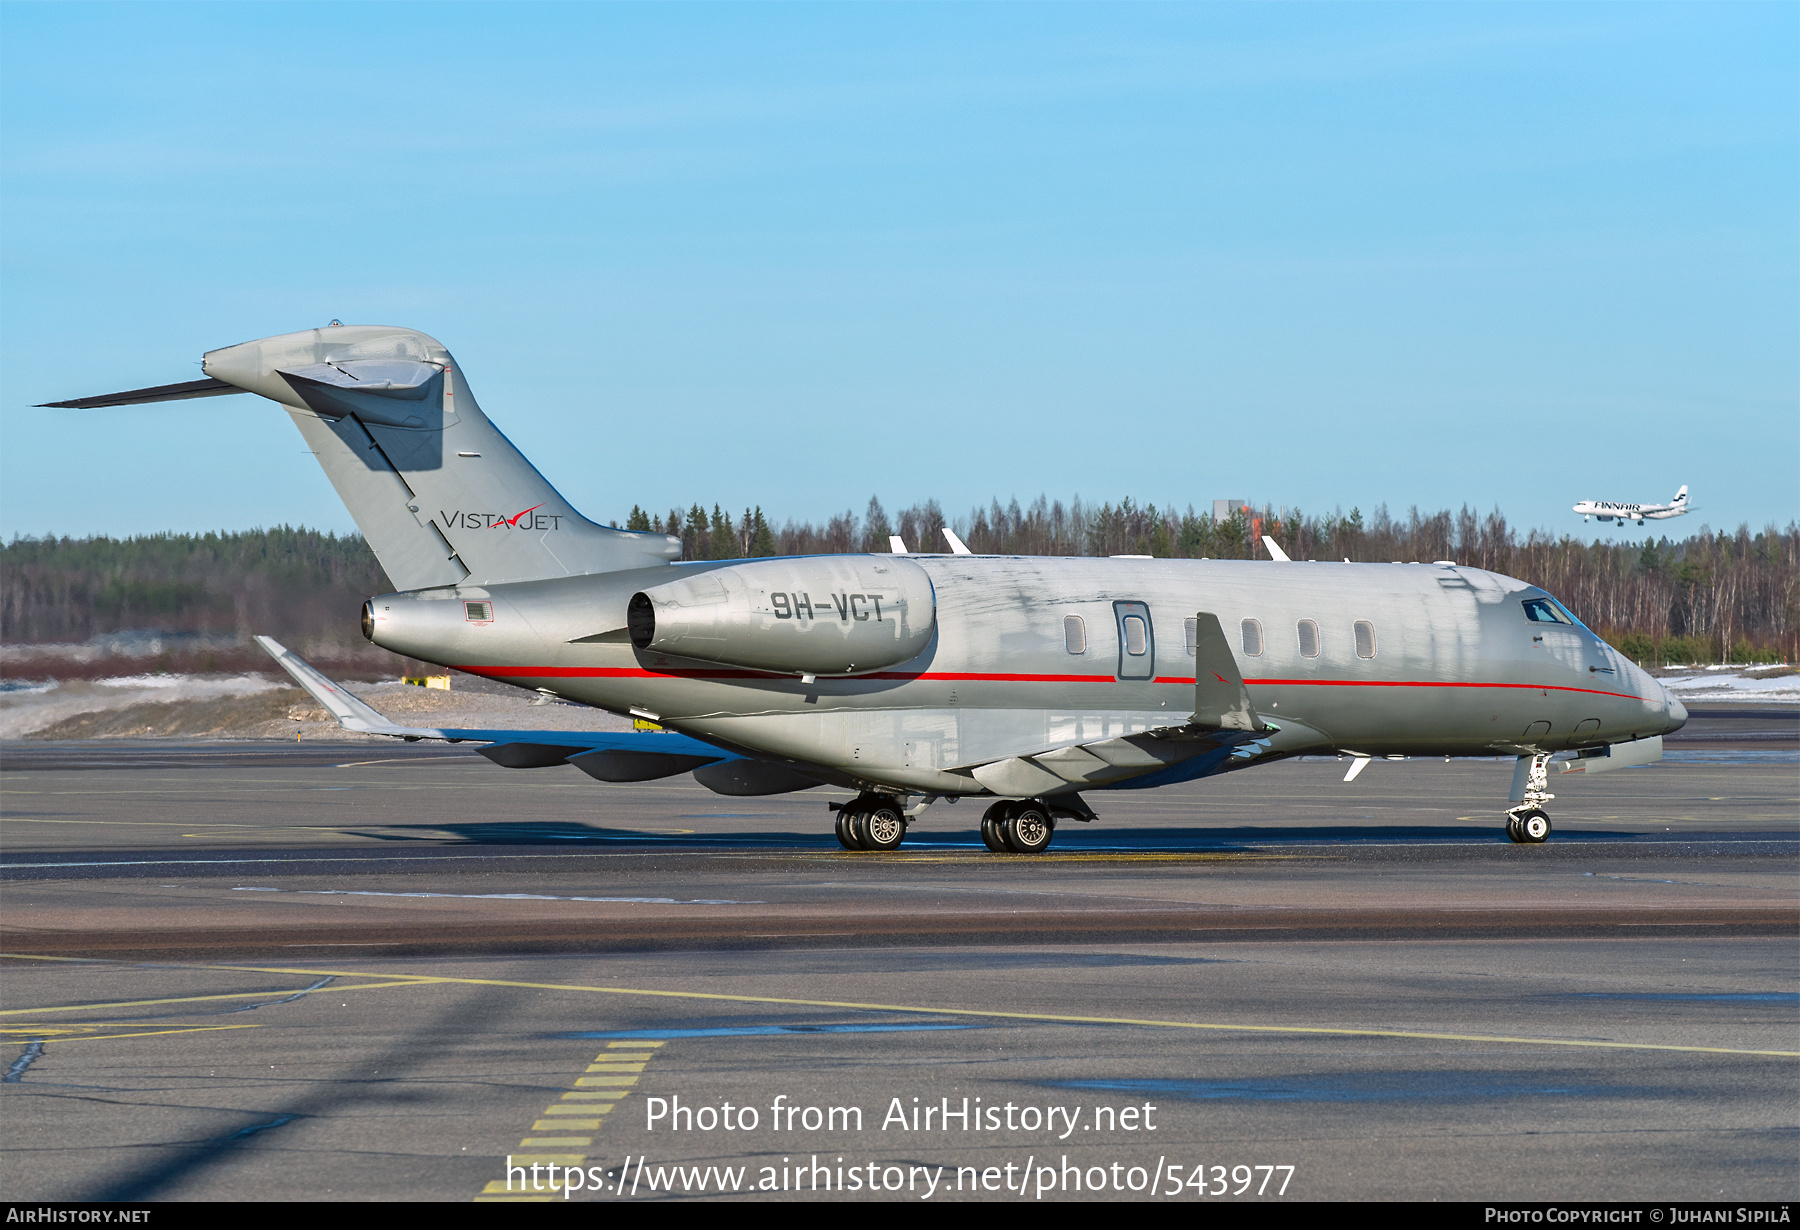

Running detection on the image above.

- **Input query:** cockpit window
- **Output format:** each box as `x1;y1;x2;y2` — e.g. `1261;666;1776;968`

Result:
1522;598;1574;626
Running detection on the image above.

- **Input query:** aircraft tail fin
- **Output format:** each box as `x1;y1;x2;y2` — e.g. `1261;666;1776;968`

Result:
1672;485;1689;505
50;325;681;591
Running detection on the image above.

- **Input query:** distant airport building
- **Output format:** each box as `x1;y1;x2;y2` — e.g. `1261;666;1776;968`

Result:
1213;499;1247;521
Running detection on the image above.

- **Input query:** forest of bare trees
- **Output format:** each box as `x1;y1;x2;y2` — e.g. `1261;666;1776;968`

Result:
3;499;1794;674
629;497;1798;664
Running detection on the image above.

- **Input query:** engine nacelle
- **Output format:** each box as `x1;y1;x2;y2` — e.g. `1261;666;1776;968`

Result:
628;556;934;675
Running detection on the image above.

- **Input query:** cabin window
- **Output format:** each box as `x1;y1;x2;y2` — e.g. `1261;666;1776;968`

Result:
1064;615;1087;654
1183;617;1198;657
1354;620;1377;658
1297;619;1320;658
464;601;493;623
1240;618;1264;656
1122;615;1148;656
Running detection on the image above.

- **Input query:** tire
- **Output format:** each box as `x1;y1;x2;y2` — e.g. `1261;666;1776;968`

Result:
862;801;907;850
834;809;859;850
1003;803;1055;854
1504;815;1525;843
1518;809;1551;843
980;803;1013;853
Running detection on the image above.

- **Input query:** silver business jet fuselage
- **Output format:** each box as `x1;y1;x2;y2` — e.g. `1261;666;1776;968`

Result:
43;323;1688;851
364;552;1684;797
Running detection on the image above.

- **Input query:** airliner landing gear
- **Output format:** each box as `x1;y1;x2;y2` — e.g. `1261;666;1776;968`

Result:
832;794;907;851
1504;752;1555;844
979;800;1056;854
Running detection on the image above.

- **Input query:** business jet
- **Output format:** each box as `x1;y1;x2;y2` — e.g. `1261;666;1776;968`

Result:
1573;487;1690;526
42;325;1686;852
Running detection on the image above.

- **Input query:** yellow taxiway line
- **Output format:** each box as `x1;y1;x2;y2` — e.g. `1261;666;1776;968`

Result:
7;953;1788;1059
0;1023;265;1042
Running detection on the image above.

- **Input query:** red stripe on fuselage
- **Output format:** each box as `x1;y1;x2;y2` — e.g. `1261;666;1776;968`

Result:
452;664;1639;700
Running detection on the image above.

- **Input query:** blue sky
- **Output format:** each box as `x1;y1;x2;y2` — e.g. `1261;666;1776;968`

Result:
2;3;1794;542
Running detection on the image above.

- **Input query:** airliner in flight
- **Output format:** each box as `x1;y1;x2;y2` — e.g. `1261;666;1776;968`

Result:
1573;486;1690;526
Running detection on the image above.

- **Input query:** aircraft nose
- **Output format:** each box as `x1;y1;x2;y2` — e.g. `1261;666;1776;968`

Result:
1663;692;1688;735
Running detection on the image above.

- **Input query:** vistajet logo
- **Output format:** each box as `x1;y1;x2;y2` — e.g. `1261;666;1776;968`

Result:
441;504;563;531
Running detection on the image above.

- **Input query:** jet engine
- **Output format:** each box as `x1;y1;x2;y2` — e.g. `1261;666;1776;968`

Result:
628;556;934;676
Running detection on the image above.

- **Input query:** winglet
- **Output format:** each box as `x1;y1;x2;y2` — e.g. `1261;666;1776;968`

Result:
942;528;973;555
889;535;909;554
1189;612;1266;733
255;635;411;736
1263;537;1291;562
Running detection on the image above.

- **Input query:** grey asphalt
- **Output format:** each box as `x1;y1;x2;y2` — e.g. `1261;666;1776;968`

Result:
1;710;1794;1201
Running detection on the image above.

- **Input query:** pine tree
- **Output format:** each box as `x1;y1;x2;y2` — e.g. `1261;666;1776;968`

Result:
750;507;777;557
625;505;651;532
864;496;892;552
687;503;709;559
709;504;739;560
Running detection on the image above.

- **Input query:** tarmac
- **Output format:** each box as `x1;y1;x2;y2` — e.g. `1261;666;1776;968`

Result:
1;704;1794;1201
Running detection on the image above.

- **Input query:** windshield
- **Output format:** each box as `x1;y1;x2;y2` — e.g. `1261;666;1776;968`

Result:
1522;596;1590;631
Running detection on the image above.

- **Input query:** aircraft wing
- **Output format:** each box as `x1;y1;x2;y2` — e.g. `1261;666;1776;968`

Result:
962;610;1279;796
254;635;738;778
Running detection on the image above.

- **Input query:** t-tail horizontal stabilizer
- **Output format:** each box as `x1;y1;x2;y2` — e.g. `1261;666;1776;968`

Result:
253;635;739;774
36;378;246;409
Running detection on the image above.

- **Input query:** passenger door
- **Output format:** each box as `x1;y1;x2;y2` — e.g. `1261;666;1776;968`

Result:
1113;601;1155;681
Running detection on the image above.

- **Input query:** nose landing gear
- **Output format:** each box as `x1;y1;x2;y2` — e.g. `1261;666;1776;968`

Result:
1505;752;1555;843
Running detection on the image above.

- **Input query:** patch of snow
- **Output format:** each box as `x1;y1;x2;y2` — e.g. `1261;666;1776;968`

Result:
1657;671;1800;702
0;674;282;738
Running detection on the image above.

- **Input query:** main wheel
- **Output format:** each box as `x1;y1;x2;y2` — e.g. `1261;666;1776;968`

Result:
980;802;1013;853
834;809;859;850
1002;803;1055;854
1504;815;1524;843
1517;809;1552;843
861;800;907;850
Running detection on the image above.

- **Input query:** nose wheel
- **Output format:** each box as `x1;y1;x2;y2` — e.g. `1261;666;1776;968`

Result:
1506;809;1552;843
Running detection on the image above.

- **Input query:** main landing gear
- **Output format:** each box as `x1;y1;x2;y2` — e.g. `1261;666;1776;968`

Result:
980;800;1056;854
832;793;909;851
1504;752;1555;844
